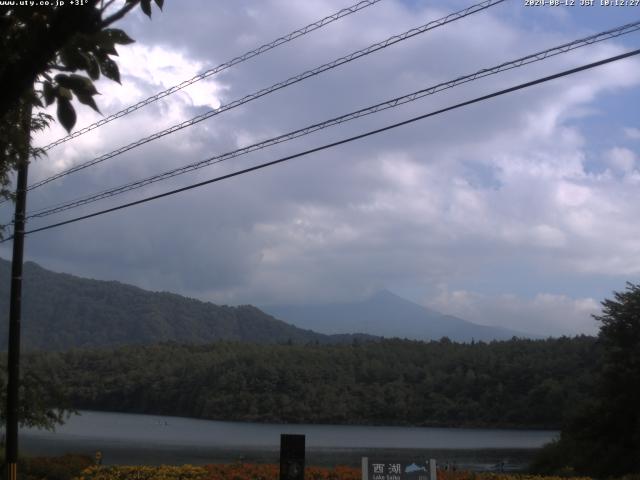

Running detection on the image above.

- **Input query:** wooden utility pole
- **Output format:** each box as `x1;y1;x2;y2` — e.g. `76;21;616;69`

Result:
5;102;31;480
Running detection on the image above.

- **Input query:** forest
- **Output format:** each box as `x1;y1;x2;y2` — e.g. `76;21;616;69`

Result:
10;336;598;429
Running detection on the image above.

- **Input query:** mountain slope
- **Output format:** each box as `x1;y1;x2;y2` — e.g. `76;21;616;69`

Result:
0;258;371;350
262;289;534;342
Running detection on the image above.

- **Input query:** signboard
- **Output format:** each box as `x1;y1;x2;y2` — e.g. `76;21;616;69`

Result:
362;458;436;480
280;434;305;480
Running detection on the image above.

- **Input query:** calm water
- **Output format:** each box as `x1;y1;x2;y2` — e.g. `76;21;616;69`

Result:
20;410;557;469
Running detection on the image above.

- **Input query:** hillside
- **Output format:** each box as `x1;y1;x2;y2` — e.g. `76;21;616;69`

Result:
262;290;533;342
0;258;372;350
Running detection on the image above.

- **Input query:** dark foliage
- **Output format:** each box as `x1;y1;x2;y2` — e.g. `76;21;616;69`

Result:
0;352;75;430
0;453;93;480
533;283;640;477
16;336;598;429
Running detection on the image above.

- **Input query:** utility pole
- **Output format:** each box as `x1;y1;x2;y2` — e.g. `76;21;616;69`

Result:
5;102;31;480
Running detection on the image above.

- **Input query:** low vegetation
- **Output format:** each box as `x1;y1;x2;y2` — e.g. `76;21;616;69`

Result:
0;454;93;480
74;465;208;480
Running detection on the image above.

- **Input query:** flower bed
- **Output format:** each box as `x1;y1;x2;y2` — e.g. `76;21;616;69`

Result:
72;464;600;480
73;464;208;480
438;472;592;480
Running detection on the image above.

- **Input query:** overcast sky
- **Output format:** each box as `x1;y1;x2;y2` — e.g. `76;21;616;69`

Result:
2;0;640;336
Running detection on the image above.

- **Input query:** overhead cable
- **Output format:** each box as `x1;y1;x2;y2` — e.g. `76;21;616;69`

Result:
40;0;386;152
24;0;505;192
23;20;640;220
6;48;637;241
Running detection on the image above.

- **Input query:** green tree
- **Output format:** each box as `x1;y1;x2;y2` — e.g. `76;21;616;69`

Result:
0;0;163;427
533;283;640;476
583;282;640;475
0;0;163;204
0;354;72;431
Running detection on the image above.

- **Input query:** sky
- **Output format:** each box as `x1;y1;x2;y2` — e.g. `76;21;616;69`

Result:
2;0;640;336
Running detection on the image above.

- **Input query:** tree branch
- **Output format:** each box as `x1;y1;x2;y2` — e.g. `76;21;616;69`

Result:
100;0;118;12
0;2;101;118
101;1;138;28
50;64;76;72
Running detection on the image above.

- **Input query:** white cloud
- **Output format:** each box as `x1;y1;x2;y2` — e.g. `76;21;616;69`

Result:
624;127;640;140
555;182;591;207
605;147;637;173
428;289;601;336
29;43;225;180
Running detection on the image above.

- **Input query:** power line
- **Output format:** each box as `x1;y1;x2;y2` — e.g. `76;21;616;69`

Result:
24;0;505;193
8;48;637;241
39;0;386;152
22;20;640;220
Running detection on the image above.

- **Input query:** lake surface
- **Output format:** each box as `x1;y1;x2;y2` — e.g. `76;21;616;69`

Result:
20;411;557;470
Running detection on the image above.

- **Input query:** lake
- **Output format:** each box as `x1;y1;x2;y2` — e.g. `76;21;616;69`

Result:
20;411;557;470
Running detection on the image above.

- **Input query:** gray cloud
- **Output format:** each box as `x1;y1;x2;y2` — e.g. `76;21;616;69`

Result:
2;0;640;335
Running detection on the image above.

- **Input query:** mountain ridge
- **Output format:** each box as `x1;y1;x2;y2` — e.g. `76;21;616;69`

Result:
262;288;535;342
0;257;374;350
1;257;534;349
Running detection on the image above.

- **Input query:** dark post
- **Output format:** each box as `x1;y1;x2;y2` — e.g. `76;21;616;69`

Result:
5;103;31;480
279;434;305;480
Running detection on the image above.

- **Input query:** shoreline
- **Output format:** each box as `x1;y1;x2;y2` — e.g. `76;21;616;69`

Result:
20;436;539;470
57;409;563;433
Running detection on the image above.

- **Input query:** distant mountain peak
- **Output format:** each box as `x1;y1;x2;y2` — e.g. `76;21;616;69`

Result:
369;289;402;301
367;289;441;315
262;291;536;342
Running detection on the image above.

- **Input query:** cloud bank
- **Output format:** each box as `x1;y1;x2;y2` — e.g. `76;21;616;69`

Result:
2;0;639;336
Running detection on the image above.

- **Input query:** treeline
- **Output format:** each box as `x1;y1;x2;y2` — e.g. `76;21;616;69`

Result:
18;336;599;429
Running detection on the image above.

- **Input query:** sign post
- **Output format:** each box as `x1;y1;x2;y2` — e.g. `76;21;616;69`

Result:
4;103;31;480
279;434;305;480
429;459;436;480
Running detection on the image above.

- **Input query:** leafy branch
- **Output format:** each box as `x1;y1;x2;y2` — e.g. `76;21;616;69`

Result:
0;0;163;212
